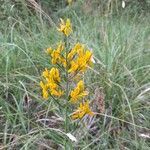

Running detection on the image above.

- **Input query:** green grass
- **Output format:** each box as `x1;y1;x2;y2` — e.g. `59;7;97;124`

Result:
0;1;150;149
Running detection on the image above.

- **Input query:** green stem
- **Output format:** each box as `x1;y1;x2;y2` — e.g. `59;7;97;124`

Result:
64;36;69;149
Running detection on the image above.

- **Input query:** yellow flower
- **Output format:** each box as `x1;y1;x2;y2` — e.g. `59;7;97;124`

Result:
40;67;64;98
78;50;93;71
71;101;94;120
42;68;60;83
40;81;49;99
48;68;63;97
70;80;88;103
42;68;49;79
46;42;66;67
68;60;78;73
51;89;64;97
46;47;52;55
49;67;61;83
51;51;60;64
60;57;67;68
67;0;73;5
58;18;72;36
67;43;83;61
68;49;93;73
84;50;93;66
51;42;64;65
76;44;85;56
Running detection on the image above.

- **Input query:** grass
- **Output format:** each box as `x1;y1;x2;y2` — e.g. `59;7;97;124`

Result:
0;1;150;149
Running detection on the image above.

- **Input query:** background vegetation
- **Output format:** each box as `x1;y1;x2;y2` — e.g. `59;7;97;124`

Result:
0;0;150;149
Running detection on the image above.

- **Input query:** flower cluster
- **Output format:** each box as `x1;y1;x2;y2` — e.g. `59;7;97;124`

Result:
70;80;88;103
47;42;66;67
57;18;72;36
40;68;63;99
71;101;94;120
40;18;94;120
68;44;93;73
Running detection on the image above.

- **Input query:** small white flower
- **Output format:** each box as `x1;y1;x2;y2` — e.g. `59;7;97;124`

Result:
139;133;150;139
122;1;125;8
66;133;77;142
91;56;96;64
